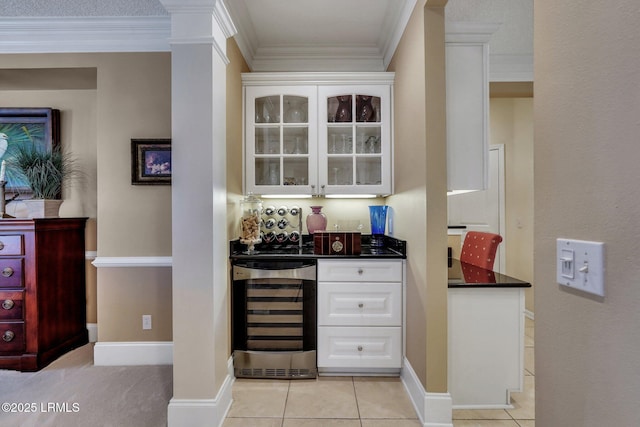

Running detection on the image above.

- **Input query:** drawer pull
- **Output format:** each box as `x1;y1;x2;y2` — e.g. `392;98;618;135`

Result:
358;302;364;308
357;268;364;275
2;299;14;310
2;267;14;277
357;345;363;352
2;330;15;342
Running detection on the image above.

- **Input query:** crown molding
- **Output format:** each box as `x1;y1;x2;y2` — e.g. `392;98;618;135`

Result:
0;16;171;54
228;0;416;72
382;0;418;69
445;21;501;44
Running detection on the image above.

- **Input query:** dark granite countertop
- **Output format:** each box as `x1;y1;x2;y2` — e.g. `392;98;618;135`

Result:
229;235;406;260
448;258;531;288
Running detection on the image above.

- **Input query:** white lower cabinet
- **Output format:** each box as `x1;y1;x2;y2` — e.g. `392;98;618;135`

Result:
318;326;401;369
317;259;404;375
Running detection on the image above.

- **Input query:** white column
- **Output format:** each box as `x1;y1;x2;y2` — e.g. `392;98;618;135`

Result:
159;1;236;426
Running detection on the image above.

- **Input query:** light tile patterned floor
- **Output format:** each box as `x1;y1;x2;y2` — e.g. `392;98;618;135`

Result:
224;319;535;427
223;376;421;427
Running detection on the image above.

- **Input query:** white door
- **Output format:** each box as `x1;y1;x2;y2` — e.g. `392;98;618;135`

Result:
447;145;505;272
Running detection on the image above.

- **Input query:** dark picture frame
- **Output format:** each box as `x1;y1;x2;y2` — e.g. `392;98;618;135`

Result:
131;139;172;185
0;108;60;196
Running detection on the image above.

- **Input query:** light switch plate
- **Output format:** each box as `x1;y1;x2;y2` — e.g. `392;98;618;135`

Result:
557;238;605;297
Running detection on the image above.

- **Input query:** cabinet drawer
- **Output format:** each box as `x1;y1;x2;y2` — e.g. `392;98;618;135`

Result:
318;282;401;326
317;326;401;369
0;291;23;321
0;321;25;353
317;260;402;283
0;235;23;256
0;258;23;288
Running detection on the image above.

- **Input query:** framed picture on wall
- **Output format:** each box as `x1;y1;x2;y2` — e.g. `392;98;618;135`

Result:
131;139;172;185
0;108;61;197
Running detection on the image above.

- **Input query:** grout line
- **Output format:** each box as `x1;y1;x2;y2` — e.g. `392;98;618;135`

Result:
280;379;291;426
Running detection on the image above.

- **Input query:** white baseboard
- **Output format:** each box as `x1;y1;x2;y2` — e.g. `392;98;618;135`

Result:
401;357;453;427
87;323;98;343
93;341;173;366
168;361;234;427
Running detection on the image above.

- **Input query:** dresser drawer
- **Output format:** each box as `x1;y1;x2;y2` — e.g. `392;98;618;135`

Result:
318;282;401;326
0;258;23;288
317;326;401;369
0;291;23;321
317;260;402;283
0;235;23;256
0;321;25;353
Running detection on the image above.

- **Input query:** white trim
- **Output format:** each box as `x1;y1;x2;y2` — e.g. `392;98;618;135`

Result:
490;54;534;82
86;323;98;343
92;256;172;268
401;357;453;427
241;71;395;86
445;22;501;44
525;309;535;320
85;250;97;260
0;16;170;54
493;144;507;274
93;341;173;366
383;0;419;69
168;369;234;427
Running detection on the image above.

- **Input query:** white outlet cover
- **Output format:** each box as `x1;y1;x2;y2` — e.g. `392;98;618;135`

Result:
557;238;605;297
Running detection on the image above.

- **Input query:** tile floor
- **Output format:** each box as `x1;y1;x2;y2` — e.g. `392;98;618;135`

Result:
223;319;535;427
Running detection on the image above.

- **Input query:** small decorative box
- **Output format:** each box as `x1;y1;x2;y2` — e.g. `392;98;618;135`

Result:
313;231;362;255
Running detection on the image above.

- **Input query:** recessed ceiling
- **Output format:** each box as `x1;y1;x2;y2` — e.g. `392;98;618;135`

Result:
225;0;417;72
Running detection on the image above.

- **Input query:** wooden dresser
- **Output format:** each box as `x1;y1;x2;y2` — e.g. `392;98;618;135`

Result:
0;218;88;371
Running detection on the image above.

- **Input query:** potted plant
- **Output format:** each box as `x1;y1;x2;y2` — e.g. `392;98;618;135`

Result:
8;143;79;218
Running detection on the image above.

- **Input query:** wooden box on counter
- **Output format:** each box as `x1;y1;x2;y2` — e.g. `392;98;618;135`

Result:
0;218;88;371
314;231;361;255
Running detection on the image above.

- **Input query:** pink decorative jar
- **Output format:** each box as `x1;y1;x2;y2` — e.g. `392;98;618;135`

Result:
306;206;327;234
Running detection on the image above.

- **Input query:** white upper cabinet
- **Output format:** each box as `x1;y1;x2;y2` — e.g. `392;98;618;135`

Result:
445;23;498;193
245;85;318;196
243;73;394;197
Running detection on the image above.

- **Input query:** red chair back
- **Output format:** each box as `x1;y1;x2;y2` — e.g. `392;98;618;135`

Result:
460;231;503;270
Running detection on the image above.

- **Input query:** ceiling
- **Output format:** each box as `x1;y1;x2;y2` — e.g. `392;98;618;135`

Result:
0;0;532;81
225;0;417;72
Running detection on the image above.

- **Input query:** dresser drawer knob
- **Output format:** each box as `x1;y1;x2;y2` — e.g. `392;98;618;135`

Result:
357;268;364;275
2;267;14;278
358;302;364;308
2;330;15;342
2;299;14;310
357;345;363;352
0;241;4;251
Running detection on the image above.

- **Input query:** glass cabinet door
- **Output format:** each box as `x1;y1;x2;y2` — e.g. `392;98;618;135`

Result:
246;87;317;195
319;86;392;196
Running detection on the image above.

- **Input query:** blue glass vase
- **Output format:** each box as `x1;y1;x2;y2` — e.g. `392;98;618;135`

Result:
369;205;388;247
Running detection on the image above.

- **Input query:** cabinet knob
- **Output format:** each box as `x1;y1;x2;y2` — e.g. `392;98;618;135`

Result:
357;345;363;352
0;241;4;251
357;268;364;275
2;330;14;342
1;299;14;310
358;302;364;308
2;267;14;278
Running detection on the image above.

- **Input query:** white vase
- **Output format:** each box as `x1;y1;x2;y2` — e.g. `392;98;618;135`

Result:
22;199;63;218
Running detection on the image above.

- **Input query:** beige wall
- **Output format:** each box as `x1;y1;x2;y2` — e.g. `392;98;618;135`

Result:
490;98;534;312
94;53;172;342
95;53;172;257
535;1;640;425
387;0;449;392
